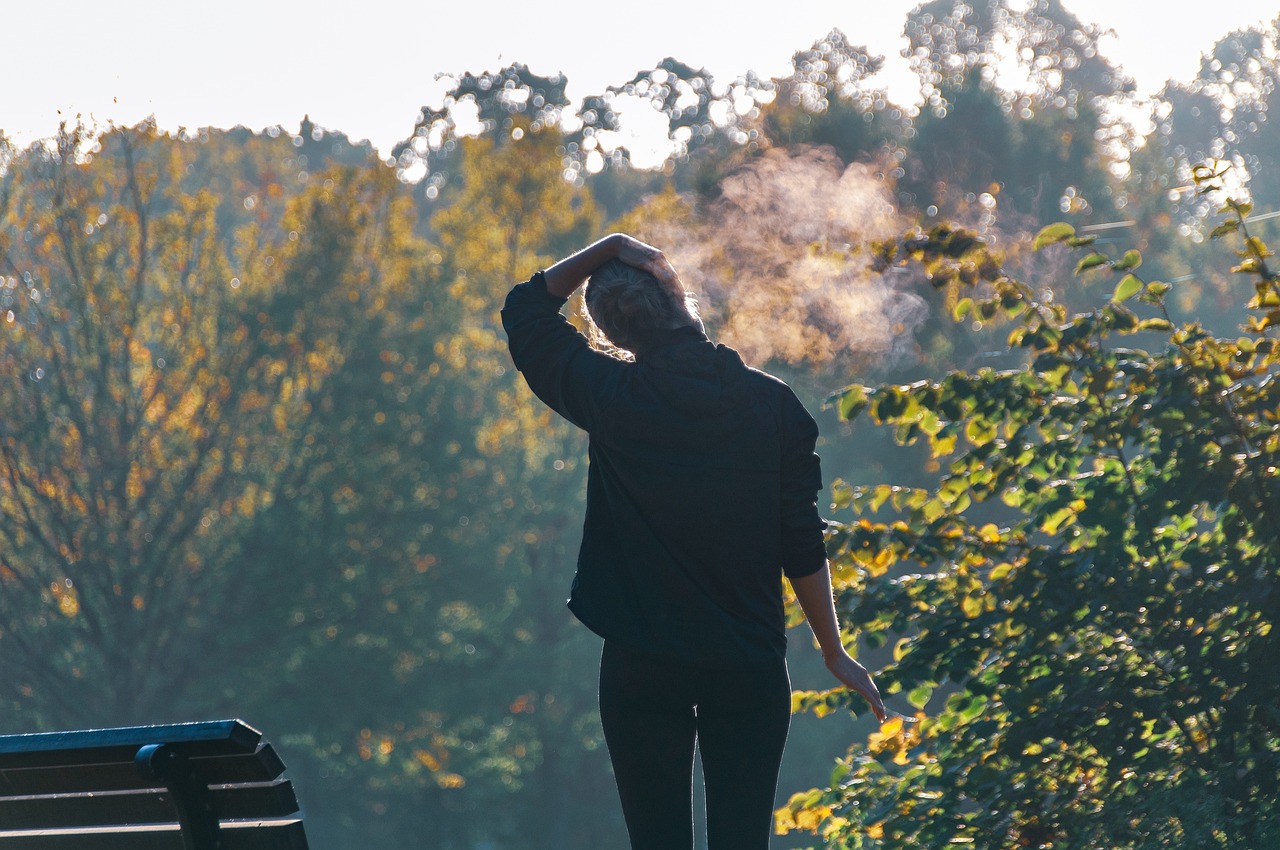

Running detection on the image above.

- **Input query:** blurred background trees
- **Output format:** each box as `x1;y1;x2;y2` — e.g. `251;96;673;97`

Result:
2;3;1278;847
0;121;356;725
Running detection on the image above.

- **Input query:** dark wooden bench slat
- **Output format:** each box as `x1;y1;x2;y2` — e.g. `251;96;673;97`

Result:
0;780;300;830
0;818;308;850
0;743;287;796
0;721;262;771
0;721;307;849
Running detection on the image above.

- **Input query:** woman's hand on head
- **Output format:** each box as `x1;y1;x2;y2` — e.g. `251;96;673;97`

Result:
608;233;683;292
824;649;888;723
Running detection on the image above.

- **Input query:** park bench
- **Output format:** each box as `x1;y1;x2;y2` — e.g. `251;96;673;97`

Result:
0;719;308;849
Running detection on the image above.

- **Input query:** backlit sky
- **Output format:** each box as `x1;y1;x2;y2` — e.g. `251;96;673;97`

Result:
5;0;1278;157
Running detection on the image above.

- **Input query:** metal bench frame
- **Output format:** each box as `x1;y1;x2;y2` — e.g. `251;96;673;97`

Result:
0;720;307;849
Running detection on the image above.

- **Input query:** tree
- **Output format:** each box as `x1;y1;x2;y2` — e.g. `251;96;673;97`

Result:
412;121;615;850
898;0;1131;224
904;0;1129;111
394;63;575;206
1121;19;1280;338
778;168;1280;848
594;58;719;160
756;30;905;166
270;122;626;849
0;122;347;725
1147;20;1280;210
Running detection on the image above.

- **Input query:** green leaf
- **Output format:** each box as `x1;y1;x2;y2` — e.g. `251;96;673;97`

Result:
1040;361;1071;387
1246;290;1280;309
957;695;987;721
835;386;870;421
1075;253;1109;274
872;387;909;421
907;685;933;710
893;637;912;662
1209;219;1240;240
1247;236;1274;258
1112;274;1143;303
1104;303;1139;332
1041;506;1076;534
830;760;851;786
1113;250;1142;271
953;297;974;321
1033;222;1076;251
868;485;894;511
965;418;996;446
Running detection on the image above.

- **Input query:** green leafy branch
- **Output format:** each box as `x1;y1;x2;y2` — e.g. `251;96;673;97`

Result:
783;192;1280;848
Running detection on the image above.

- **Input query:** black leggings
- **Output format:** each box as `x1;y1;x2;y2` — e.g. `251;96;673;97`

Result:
598;640;792;850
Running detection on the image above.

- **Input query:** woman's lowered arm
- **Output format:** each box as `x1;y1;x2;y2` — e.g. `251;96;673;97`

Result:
791;563;888;722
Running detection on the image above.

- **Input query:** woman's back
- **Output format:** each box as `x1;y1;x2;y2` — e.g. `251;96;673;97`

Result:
503;233;885;850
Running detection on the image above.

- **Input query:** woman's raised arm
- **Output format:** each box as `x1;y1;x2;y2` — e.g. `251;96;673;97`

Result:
544;233;678;298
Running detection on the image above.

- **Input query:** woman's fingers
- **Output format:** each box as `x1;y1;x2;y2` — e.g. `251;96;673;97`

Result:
638;251;683;295
828;653;888;722
613;235;682;290
649;256;683;290
858;681;888;722
613;235;659;267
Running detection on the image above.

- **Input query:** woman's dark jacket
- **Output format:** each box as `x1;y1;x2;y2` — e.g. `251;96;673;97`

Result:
502;272;828;668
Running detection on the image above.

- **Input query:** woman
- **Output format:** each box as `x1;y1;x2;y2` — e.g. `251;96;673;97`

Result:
501;233;886;850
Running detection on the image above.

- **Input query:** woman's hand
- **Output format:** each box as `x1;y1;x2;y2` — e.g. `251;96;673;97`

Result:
543;233;685;299
824;648;888;723
608;233;683;292
790;564;890;723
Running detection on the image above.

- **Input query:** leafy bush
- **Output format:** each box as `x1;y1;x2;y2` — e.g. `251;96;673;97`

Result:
780;163;1280;849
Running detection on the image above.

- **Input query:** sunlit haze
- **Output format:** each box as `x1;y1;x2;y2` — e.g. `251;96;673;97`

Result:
5;0;1279;159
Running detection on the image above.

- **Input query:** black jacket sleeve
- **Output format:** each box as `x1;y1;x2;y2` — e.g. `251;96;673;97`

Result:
501;272;626;432
779;392;828;579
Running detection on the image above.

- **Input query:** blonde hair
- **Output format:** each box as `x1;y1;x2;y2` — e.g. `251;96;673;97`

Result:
583;259;702;356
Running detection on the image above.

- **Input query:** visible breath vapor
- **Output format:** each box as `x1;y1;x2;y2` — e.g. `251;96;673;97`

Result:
651;146;927;366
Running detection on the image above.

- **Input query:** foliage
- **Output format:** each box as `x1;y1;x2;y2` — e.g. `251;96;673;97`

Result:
395;63;576;201
900;64;1119;226
753;30;904;166
0;115;623;848
780;166;1280;848
895;0;1133;226
0;122;339;724
1149;19;1280;210
270;123;623;849
904;0;1131;109
6;9;1280;849
1119;19;1280;336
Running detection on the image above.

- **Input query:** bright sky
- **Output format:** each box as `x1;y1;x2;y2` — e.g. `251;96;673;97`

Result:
5;0;1278;158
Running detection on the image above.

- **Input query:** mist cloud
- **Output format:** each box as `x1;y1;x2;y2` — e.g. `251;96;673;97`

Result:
651;146;928;366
